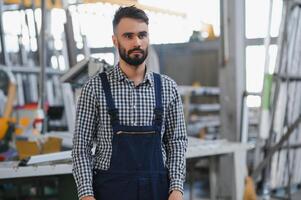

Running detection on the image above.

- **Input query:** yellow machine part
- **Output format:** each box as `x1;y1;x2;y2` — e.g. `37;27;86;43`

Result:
19;117;30;127
0;69;17;141
0;118;9;140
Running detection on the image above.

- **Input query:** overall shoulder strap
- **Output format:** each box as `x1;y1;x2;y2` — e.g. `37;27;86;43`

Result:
99;72;119;124
153;73;163;128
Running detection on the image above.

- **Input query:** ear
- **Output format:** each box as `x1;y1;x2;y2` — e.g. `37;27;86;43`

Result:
112;35;118;48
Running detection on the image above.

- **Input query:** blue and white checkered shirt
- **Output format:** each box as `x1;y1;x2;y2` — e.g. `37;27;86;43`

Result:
72;65;188;199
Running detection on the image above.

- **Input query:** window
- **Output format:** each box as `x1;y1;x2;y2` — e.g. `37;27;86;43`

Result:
246;0;283;38
245;0;282;107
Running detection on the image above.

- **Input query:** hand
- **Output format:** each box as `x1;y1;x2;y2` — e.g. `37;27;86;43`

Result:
80;196;95;200
168;190;183;200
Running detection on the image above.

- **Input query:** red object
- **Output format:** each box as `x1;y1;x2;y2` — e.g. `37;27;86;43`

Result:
15;102;49;110
0;155;5;161
33;118;44;128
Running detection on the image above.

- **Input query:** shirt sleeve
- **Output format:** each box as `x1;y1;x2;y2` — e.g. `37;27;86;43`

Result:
164;81;188;194
72;82;99;199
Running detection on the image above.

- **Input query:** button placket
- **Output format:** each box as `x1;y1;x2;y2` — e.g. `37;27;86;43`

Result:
131;86;136;125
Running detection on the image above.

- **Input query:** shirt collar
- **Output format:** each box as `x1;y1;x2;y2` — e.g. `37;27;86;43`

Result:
112;64;153;87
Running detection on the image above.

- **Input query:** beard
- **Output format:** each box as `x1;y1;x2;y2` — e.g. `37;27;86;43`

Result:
118;44;148;67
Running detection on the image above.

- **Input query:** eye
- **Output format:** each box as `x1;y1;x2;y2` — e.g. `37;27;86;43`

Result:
138;32;148;39
124;33;133;39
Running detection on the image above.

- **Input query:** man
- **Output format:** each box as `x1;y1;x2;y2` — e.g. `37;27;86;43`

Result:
72;6;187;200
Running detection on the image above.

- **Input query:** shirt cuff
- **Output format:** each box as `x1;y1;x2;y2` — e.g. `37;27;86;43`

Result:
169;179;184;194
78;185;94;199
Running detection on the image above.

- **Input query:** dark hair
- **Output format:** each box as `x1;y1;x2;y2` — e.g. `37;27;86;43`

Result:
113;6;149;33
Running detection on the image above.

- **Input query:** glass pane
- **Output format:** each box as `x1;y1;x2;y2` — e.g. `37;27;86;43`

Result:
135;0;220;42
271;0;283;37
246;0;282;38
147;12;188;44
246;0;269;39
50;9;66;39
3;11;22;35
183;0;220;36
72;3;115;47
4;35;19;52
247;95;261;107
246;45;265;92
69;1;220;45
246;44;277;93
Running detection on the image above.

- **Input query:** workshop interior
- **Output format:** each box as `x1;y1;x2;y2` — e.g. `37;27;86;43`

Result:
0;0;301;199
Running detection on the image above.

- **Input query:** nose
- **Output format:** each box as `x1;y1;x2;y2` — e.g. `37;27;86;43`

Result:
133;36;142;47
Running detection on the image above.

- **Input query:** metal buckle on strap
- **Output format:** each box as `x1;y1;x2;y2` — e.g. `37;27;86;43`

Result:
108;108;119;123
154;108;163;122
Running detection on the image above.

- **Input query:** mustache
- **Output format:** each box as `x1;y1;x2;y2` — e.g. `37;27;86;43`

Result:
128;48;144;54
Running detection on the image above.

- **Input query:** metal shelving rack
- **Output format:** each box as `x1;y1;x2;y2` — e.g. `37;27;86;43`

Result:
178;85;220;139
252;1;301;199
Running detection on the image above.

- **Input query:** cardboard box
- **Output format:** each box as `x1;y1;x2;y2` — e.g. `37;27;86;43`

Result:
16;137;62;160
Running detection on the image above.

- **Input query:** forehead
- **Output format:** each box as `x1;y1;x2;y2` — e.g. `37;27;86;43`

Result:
115;18;148;35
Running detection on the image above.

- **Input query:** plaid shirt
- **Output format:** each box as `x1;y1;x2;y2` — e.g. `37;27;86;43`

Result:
72;65;188;199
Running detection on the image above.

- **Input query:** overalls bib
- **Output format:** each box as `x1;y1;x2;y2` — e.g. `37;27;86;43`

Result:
93;72;169;200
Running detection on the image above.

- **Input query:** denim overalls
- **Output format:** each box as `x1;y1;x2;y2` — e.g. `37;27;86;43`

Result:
93;72;169;200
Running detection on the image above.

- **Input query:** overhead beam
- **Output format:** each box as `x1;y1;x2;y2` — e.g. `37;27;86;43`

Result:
4;0;186;17
83;0;186;17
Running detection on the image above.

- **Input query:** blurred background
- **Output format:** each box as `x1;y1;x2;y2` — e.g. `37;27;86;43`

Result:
0;0;300;200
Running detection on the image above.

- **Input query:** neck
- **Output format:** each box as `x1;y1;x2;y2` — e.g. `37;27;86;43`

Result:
119;59;146;85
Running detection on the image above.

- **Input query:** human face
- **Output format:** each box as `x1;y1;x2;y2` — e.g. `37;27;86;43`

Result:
113;18;149;67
